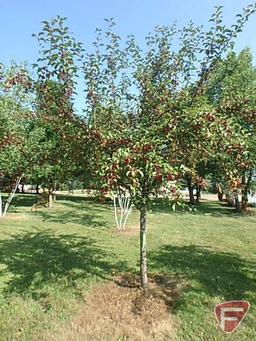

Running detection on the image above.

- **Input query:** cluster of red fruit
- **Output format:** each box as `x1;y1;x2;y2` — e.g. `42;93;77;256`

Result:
142;144;153;153
154;173;162;182
195;176;207;189
0;134;21;149
124;157;132;165
229;178;242;189
4;72;32;91
166;174;177;181
226;144;244;156
91;130;102;141
204;112;215;122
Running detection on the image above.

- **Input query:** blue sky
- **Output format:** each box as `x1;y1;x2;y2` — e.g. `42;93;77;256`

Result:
1;0;256;112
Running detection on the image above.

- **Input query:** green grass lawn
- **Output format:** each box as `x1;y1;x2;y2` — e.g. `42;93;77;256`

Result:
0;194;255;340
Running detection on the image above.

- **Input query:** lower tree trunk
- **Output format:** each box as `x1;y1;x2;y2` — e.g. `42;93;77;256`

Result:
216;183;223;202
241;173;251;213
187;177;195;205
234;192;240;212
217;192;223;202
241;185;248;212
48;192;53;208
195;186;201;203
36;184;39;194
0;193;2;217
53;182;57;201
140;206;148;290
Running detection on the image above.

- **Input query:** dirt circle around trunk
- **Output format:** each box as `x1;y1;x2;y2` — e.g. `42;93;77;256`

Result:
111;225;140;236
47;274;183;341
1;214;28;221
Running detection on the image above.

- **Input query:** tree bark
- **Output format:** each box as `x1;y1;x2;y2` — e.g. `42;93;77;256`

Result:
187;177;195;205
217;192;223;202
241;175;247;212
234;192;240;212
241;172;252;213
53;182;57;201
140;206;148;290
48;192;53;208
0;193;2;217
195;186;201;203
155;188;158;198
217;183;223;202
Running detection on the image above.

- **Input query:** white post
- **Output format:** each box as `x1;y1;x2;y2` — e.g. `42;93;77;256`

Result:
113;194;120;229
2;175;22;218
119;196;124;230
123;202;133;230
112;190;133;230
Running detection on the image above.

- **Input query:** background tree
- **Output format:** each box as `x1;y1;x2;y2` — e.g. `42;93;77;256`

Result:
32;17;87;206
206;48;256;211
0;63;33;217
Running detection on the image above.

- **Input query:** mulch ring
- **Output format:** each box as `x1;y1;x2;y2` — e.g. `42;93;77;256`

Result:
47;273;185;341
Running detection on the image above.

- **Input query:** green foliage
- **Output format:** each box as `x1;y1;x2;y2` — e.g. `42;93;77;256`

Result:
206;48;256;198
31;18;89;191
0;64;34;180
82;5;256;210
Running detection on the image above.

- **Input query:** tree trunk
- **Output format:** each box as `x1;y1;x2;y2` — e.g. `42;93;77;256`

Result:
216;183;223;202
53;182;57;201
187;177;195;205
48;192;53;208
234;192;240;212
140;206;148;290
195;186;201;203
0;193;2;217
241;172;252;213
217;192;223;201
241;175;247;212
36;184;39;194
155;188;158;198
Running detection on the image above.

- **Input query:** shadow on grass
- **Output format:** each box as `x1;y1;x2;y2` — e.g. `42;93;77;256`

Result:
10;194;113;228
0;229;127;297
11;194;38;209
56;194;113;207
59;198;112;213
11;194;112;209
34;197;113;228
35;210;111;228
150;244;256;309
150;198;238;217
188;201;240;217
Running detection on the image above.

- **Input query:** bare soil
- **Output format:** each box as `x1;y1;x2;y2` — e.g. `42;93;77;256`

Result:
111;226;139;236
45;274;184;341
